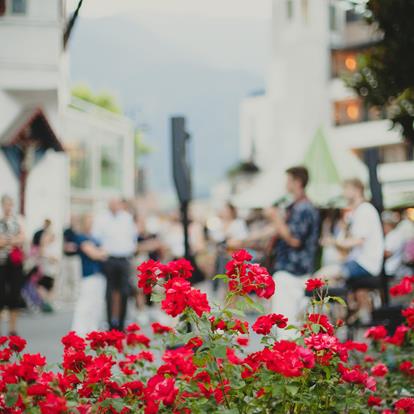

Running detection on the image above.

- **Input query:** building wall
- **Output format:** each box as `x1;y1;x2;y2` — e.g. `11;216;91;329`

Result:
25;150;69;243
266;0;330;168
62;105;135;213
0;151;19;202
0;0;64;91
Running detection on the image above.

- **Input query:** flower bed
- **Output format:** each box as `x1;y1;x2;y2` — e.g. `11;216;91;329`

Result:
0;251;413;413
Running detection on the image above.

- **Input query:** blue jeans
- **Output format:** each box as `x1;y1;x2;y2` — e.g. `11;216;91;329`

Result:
341;260;372;279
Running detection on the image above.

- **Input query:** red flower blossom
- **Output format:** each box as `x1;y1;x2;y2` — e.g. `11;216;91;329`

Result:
126;323;141;332
343;340;368;353
145;374;178;406
402;306;414;328
400;361;414;376
371;363;388;377
338;364;376;391
306;313;334;335
8;335;26;352
386;325;409;346
365;325;388;341
187;288;211;317
151;322;173;334
226;348;243;365
126;333;151;348
38;393;67;414
394;397;414;413
231;249;252;263
168;258;194;279
237;337;249;346
252;313;288;335
137;259;161;294
390;276;414;297
305;278;325;292
367;395;382;407
61;331;85;351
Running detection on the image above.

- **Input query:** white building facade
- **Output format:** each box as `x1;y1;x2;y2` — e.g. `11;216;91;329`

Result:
0;0;136;240
235;0;413;209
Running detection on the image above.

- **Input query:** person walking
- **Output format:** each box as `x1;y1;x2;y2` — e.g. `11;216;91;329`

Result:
0;195;25;335
71;213;107;336
271;167;320;338
94;198;137;331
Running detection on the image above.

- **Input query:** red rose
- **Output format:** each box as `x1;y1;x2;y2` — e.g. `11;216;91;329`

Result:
231;249;252;263
137;259;161;294
151;322;173;334
400;361;414;376
187;288;210;317
126;323;141;332
364;325;388;341
252;314;288;335
145;374;178;406
305;278;325;292
371;363;388;377
237;336;249;346
402;306;414;327
386;325;409;346
390;276;414;297
226;348;243;365
61;331;85;351
126;333;151;348
168;258;194;279
367;395;382;407
307;313;334;335
8;335;26;352
38;393;67;414
395;397;414;413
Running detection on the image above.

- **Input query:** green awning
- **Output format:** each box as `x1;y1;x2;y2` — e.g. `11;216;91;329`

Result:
303;128;369;207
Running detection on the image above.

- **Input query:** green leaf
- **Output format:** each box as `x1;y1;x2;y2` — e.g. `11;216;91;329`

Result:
328;296;347;306
5;384;19;408
213;274;229;281
286;385;299;396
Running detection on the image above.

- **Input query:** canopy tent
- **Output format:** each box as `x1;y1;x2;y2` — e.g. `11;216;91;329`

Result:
303;128;368;207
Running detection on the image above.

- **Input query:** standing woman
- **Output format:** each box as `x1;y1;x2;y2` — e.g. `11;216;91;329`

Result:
0;195;25;335
72;213;107;336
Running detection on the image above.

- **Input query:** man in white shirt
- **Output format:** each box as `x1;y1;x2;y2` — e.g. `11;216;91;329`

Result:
321;179;384;323
94;198;137;331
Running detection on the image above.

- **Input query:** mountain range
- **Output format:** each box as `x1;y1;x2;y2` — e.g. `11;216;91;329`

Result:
69;13;270;199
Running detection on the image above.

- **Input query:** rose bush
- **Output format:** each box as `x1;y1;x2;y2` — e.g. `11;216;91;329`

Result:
0;251;413;413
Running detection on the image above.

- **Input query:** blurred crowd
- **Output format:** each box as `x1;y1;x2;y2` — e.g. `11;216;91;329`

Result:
1;165;414;337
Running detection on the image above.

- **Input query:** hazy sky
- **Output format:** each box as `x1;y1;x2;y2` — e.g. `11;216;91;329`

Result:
67;0;272;20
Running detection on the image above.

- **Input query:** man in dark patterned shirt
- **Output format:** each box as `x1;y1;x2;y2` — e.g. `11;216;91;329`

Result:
271;166;320;339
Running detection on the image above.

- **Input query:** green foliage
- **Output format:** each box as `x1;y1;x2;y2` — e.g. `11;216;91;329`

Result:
71;84;122;114
346;0;414;142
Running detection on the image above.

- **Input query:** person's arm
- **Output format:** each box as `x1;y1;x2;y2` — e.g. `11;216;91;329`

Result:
80;241;107;261
334;237;364;251
273;209;301;248
136;238;163;254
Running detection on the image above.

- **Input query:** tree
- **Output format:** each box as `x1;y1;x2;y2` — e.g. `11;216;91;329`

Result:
346;0;414;143
71;84;122;114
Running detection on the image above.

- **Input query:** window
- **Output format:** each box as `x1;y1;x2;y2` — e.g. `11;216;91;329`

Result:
11;0;26;14
100;135;123;190
286;0;293;20
334;99;364;125
329;4;337;31
331;50;358;78
66;140;92;189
